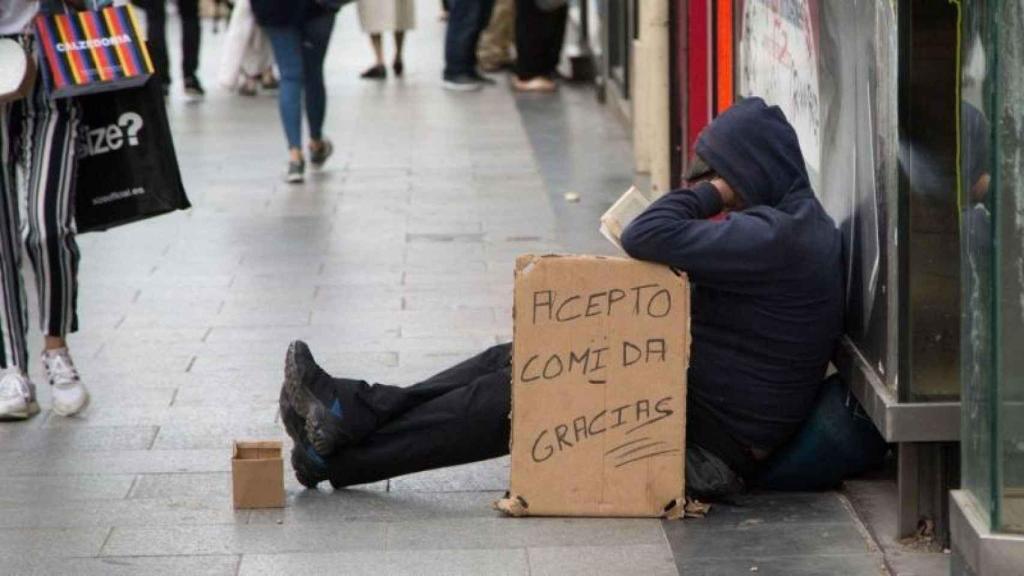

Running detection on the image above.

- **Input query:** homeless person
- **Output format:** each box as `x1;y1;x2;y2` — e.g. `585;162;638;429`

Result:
277;97;844;499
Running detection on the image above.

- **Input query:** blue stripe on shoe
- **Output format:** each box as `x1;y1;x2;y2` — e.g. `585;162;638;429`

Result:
305;445;327;471
331;398;343;419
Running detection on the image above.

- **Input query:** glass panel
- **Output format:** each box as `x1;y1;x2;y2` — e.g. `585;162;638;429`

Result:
960;0;995;527
961;0;1024;535
736;0;898;391
990;0;1024;536
899;0;961;402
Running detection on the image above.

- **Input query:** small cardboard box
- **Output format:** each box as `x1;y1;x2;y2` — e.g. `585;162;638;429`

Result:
231;440;285;509
502;255;690;519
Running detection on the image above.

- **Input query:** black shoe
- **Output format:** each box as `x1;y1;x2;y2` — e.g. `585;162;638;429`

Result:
184;75;205;99
360;64;387;80
286;160;305;184
283;341;378;456
442;74;483;92
469;71;497;86
309;139;333;168
392;59;404;77
291;445;329;489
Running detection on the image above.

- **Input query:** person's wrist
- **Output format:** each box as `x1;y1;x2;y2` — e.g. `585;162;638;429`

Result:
710;177;737;209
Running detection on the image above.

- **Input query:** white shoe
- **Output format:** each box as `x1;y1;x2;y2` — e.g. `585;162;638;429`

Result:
0;370;40;420
42;348;90;417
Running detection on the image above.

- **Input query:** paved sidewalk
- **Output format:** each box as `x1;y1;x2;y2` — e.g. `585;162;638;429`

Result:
0;6;889;575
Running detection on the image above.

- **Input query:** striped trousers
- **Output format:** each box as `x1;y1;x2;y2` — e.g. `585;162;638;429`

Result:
0;38;81;371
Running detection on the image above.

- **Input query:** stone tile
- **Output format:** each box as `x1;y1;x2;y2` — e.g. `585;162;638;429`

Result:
388;458;511;492
102;523;387;556
238;549;530;576
0;449;227;476
0;555;241;576
662;521;879;560
0;527;109;560
386;518;666;551
528;544;678;576
674;554;885;576
0;475;135;508
0;425;159;452
248;490;500;525
0;497;243;529
697;491;858;529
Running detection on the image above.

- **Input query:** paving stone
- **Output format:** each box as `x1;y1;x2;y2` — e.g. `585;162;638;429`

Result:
0;555;241;576
385;518;667;551
662;521;879;560
673;554;885;576
102;522;387;556
0;527;109;560
528;544;679;576
0;475;135;507
238;549;530;576
0;496;243;529
388;458;510;492
0;425;159;452
248;490;498;524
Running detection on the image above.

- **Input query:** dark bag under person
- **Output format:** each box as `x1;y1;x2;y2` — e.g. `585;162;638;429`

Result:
74;78;190;232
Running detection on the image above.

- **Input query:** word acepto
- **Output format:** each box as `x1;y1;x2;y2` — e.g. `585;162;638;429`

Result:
529;283;674;324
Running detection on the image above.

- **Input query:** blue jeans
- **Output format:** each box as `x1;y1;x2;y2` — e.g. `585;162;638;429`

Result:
444;0;496;78
264;13;336;150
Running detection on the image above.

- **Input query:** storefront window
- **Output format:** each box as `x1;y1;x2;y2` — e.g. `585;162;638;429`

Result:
961;0;1024;535
735;0;899;392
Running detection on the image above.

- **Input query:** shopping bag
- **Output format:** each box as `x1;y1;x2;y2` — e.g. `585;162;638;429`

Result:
74;78;190;233
33;4;154;99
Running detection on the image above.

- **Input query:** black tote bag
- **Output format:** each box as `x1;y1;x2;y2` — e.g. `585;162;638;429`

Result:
74;78;190;233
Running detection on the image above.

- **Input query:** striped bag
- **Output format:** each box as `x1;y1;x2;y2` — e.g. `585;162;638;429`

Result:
33;4;154;99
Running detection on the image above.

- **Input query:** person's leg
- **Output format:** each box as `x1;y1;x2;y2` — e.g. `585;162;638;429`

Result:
361;33;387;79
444;0;483;78
539;4;568;77
178;0;201;80
0;101;29;375
264;25;304;159
145;0;171;88
300;12;336;154
321;366;513;487
393;31;405;66
19;75;89;417
283;342;512;455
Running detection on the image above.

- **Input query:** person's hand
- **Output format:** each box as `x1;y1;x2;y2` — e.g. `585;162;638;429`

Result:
710;177;741;211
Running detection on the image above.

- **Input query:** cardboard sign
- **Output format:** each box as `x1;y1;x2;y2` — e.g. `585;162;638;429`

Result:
504;255;690;518
232;440;285;509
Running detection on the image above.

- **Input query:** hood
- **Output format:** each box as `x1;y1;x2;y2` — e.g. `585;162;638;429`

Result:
695;97;811;208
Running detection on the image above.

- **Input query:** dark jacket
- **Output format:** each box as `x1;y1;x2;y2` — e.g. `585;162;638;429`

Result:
621;97;844;452
250;0;329;27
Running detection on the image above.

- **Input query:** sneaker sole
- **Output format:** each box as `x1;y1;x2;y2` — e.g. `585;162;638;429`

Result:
286;174;304;184
443;81;483;92
52;392;89;417
0;400;40;421
283;342;347;456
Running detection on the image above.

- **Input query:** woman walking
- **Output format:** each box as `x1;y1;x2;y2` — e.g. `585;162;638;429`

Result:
251;0;340;183
357;0;416;79
0;0;91;420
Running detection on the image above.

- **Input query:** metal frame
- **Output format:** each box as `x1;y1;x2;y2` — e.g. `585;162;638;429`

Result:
951;490;1024;576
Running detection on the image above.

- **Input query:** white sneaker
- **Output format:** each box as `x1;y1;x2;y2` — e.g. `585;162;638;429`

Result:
42;348;90;417
0;370;40;420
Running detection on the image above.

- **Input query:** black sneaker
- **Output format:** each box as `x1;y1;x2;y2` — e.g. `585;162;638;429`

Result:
443;74;484;92
309;139;333;168
469;71;497;86
286;160;305;184
291;444;329;489
183;75;205;100
282;341;378;456
360;64;386;80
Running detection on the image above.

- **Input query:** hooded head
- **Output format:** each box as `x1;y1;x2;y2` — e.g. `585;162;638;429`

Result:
694;97;811;208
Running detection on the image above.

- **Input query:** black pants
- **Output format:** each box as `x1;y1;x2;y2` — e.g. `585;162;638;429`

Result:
325;343;747;498
144;0;201;84
514;0;567;80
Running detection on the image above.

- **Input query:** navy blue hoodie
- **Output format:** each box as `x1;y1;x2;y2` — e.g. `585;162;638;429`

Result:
621;97;843;452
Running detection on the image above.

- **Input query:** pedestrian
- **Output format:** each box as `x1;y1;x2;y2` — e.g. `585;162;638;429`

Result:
442;0;496;91
476;0;514;73
218;0;278;96
511;0;567;92
356;0;415;80
135;0;206;99
0;0;92;421
251;0;339;183
277;98;845;499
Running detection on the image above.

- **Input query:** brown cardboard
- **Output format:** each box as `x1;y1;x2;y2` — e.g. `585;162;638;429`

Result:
505;255;690;519
231;440;285;509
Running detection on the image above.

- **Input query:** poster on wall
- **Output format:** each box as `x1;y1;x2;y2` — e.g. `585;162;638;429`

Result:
739;0;822;176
